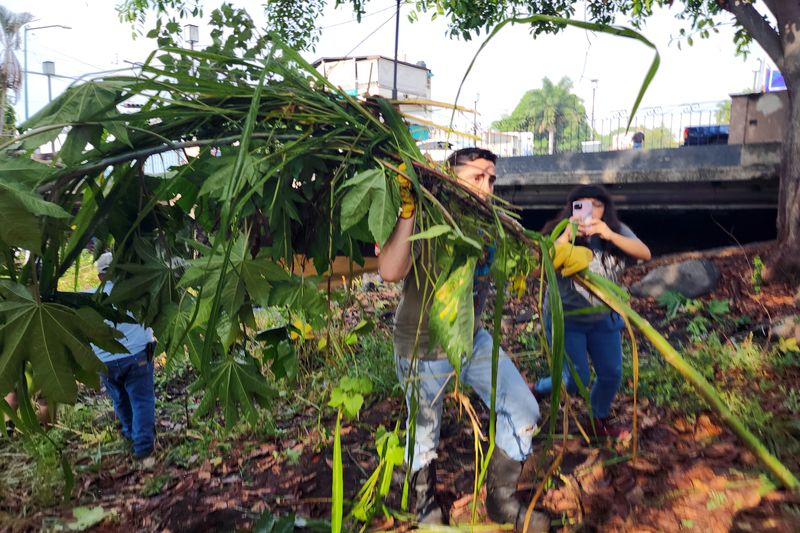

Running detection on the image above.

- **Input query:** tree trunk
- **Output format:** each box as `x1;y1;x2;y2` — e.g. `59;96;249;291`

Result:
0;87;7;138
547;128;555;155
770;58;800;283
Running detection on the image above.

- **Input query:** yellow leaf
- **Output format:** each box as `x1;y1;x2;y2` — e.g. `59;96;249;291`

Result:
290;319;314;341
779;337;799;353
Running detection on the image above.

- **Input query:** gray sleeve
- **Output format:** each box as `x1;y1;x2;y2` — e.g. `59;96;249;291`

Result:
618;223;638;240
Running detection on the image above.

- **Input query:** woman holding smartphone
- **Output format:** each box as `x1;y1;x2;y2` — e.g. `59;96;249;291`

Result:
534;184;651;438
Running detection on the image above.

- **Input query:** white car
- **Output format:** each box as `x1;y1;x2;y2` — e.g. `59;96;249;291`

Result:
416;139;456;162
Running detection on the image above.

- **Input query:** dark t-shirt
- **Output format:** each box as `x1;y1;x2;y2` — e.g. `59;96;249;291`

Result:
545;223;638;323
393;241;494;361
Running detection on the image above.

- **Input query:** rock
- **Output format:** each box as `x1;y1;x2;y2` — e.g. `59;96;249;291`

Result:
630;259;720;298
771;314;800;343
514;307;534;324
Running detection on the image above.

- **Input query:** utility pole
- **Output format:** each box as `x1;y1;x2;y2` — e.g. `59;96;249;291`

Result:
590;79;598;141
23;24;71;121
392;0;400;99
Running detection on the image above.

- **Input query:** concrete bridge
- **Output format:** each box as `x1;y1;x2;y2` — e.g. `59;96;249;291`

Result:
494;142;781;210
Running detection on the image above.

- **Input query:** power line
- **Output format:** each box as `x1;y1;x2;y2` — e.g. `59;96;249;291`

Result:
28;42;110;73
320;1;398;30
344;10;399;57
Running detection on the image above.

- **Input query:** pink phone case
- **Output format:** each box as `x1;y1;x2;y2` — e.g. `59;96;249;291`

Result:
572;201;592;222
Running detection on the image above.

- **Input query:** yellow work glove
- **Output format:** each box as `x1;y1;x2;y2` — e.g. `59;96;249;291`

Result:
511;273;527;299
396;163;415;219
551;242;593;277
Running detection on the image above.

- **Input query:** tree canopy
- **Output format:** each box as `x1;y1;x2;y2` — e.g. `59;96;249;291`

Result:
0;6;33;137
492;76;589;155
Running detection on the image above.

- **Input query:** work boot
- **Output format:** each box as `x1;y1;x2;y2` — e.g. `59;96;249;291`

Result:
411;461;448;525
485;447;550;532
593;417;632;441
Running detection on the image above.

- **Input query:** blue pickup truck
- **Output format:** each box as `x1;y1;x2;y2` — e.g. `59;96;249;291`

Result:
682;125;729;146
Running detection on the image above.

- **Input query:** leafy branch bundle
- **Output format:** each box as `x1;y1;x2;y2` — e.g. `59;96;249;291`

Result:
0;41;531;426
0;35;795;524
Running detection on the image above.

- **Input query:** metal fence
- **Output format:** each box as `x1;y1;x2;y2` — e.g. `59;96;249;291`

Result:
423;99;731;158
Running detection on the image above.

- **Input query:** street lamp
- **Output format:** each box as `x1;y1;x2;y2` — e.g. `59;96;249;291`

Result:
24;24;71;121
42;61;55;153
590;79;598;141
473;93;479;136
42;61;55;99
752;58;763;92
184;24;199;50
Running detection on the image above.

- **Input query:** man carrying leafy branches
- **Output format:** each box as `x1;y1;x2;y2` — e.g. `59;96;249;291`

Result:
91;253;158;460
379;147;590;531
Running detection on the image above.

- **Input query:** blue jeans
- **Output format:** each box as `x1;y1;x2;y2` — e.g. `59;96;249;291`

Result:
101;351;155;457
535;313;624;419
395;328;540;472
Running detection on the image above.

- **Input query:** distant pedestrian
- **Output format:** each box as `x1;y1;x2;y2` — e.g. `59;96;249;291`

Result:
91;253;157;459
632;130;645;149
3;391;53;436
533;185;651;439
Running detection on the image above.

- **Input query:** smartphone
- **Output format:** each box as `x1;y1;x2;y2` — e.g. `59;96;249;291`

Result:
572;200;593;223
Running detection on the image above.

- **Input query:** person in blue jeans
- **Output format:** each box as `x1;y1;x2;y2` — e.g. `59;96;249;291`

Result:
91;253;157;459
534;185;651;439
379;148;591;532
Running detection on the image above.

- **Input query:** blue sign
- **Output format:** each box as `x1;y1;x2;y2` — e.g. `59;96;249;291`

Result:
409;124;430;141
765;68;787;92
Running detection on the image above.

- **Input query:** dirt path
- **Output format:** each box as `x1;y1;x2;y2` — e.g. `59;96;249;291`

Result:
2;242;798;532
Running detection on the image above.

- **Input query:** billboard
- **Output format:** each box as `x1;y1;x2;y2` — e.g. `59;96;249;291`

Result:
765;67;787;92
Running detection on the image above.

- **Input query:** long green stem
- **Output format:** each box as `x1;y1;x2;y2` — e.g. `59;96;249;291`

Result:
577;272;799;490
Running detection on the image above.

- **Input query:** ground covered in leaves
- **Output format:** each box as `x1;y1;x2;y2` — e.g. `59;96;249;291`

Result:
1;242;799;532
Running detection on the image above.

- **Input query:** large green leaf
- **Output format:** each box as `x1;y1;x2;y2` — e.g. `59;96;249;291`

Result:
59;125;104;166
193;355;275;430
339;167;399;245
367;170;399;247
0;281;125;402
428;255;477;373
20;82;123;151
181;236;325;324
255;326;297;382
153;292;207;365
340;168;383;232
198;152;258;197
0;180;70;252
0;154;53;186
107;239;181;325
180;235;286;314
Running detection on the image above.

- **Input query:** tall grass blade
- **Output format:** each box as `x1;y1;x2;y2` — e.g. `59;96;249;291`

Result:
577;271;798;489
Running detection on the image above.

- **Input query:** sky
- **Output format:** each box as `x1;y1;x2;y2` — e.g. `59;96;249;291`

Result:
4;0;771;132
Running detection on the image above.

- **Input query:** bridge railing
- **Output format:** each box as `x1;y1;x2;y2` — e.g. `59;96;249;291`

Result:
433;99;731;158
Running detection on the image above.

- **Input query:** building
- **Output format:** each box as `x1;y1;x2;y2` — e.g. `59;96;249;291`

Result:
728;90;789;144
312;56;433;137
480;131;534;157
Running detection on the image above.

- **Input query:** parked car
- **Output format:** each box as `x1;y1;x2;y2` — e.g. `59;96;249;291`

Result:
682;125;729;146
417;139;457;161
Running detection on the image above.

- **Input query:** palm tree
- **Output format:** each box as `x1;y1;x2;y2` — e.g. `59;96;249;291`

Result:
0;7;34;138
492;76;587;155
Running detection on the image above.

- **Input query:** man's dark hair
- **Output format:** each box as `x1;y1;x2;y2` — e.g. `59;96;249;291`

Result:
446;147;497;168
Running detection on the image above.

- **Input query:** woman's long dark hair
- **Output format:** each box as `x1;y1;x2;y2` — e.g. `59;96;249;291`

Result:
542;184;627;265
